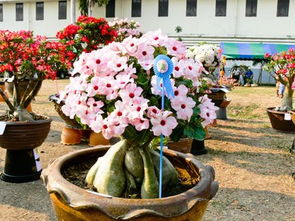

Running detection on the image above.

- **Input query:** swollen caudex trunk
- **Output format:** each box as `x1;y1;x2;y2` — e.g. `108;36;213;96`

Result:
92;140;128;196
13;106;33;121
85;139;179;199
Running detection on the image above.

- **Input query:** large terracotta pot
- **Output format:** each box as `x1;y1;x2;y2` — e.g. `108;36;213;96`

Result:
42;146;218;221
0;116;52;182
267;107;295;132
167;138;192;153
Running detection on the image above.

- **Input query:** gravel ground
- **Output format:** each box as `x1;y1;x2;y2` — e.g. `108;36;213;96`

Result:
0;80;294;221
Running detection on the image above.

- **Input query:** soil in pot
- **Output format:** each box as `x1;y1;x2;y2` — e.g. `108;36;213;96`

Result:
62;154;199;198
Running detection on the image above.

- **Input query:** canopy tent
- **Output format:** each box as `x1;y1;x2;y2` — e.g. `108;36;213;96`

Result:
221;42;295;60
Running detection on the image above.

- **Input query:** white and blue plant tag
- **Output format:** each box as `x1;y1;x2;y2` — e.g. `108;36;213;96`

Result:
153;55;174;198
0;122;6;135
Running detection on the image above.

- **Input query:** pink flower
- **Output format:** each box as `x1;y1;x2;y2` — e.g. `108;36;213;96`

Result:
135;44;154;62
130;118;150;131
107;55;128;72
147;106;161;118
127;97;149;120
122;36;139;55
172;57;184;78
174;85;188;97
166;39;186;57
198;95;218;126
171;96;196;120
90;114;104;133
87;98;104;113
119;83;143;101
151;111;178;136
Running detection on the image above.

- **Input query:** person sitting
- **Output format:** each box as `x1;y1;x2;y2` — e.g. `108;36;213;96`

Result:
243;69;253;86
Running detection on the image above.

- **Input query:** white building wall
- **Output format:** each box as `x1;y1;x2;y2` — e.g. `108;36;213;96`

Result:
0;0;294;41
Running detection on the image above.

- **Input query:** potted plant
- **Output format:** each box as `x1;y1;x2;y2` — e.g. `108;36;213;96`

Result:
264;49;295;132
42;30;218;220
0;30;68;182
52;16;142;145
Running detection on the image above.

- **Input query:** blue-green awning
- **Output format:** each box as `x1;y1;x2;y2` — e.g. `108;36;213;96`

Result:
221;42;295;60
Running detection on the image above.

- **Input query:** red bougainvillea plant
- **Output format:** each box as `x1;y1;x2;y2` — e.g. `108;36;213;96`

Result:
264;48;295;111
56;15;118;67
0;30;70;121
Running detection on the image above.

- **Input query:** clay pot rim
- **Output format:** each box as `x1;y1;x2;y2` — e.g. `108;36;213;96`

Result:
267;107;294;115
42;146;218;219
0;115;52;126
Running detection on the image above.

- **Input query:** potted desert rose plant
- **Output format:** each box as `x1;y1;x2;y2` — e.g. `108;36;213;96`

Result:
0;30;69;182
264;49;295;132
51;16;142;145
42;30;218;220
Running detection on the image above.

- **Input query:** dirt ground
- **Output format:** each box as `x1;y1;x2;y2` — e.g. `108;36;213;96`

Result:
0;80;294;221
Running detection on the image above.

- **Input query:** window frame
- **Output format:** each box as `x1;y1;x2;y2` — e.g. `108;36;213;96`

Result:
186;0;197;17
277;0;289;17
158;0;169;17
106;0;115;18
36;2;44;21
215;0;227;17
131;0;141;17
58;0;67;20
0;4;3;22
245;0;257;17
16;3;23;21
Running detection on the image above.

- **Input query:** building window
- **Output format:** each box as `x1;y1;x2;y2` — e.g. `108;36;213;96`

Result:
58;1;67;20
16;3;23;21
246;0;257;17
106;0;115;18
186;0;197;16
215;0;226;16
36;2;44;20
0;4;3;22
158;0;168;17
277;0;289;17
132;0;141;17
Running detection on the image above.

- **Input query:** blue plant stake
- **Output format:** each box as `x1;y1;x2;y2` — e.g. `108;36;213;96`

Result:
153;55;174;198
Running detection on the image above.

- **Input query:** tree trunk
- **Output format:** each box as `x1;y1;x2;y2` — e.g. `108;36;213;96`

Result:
281;87;293;111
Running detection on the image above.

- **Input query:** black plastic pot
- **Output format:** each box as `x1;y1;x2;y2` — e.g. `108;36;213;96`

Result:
191;139;208;155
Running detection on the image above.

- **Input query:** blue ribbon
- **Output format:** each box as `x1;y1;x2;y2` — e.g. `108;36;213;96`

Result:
153;55;175;99
153;55;174;198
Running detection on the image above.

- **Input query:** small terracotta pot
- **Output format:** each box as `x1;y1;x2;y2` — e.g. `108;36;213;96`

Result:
290;111;295;125
167;138;192;153
26;103;32;112
219;99;231;108
0;83;5;102
61;127;82;145
42;146;218;221
267;107;295;132
88;132;109;146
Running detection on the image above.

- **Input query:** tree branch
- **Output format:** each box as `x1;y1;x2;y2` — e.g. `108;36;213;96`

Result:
23;80;42;109
0;88;14;111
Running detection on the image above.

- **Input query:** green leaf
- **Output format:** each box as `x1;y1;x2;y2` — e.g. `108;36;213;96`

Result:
170;125;184;142
122;125;138;141
183;124;206;141
138;129;152;146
